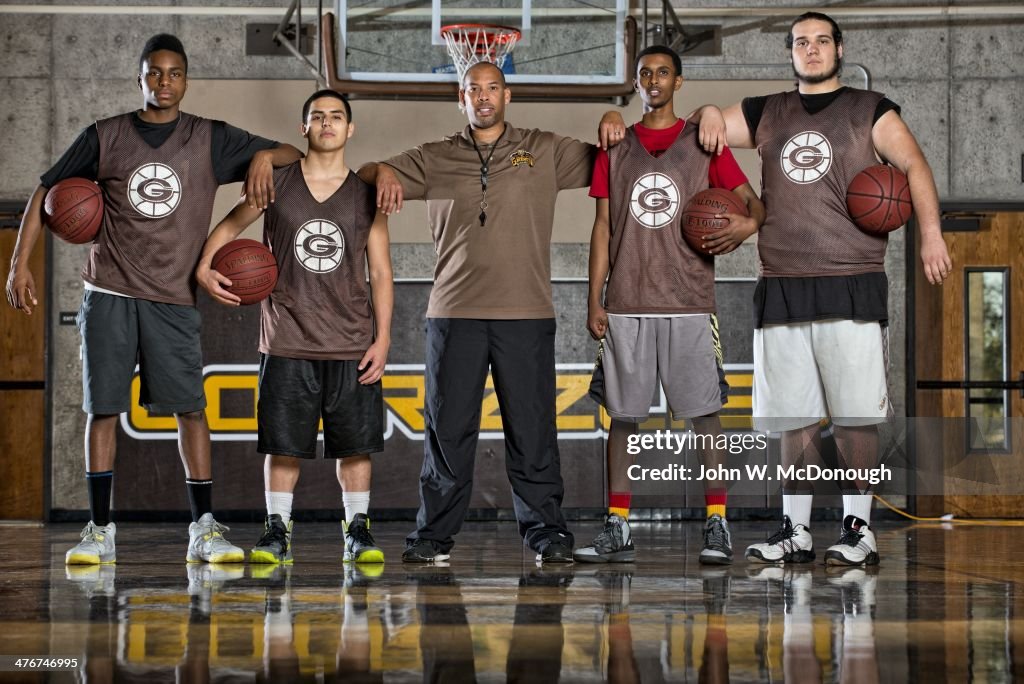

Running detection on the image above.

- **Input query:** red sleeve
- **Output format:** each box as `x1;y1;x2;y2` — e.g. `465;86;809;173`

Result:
708;146;749;191
588;148;610;199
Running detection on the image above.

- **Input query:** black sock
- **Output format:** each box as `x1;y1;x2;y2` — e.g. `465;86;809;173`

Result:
86;471;113;526
186;479;213;522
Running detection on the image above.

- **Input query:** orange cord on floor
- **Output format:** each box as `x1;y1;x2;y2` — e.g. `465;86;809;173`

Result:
873;494;1024;526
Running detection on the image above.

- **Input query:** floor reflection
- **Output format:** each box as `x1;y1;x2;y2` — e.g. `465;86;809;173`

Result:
8;521;1024;681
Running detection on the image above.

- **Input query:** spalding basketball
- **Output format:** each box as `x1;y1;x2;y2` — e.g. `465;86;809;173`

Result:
44;178;103;244
681;188;749;256
211;239;278;305
846;164;912;234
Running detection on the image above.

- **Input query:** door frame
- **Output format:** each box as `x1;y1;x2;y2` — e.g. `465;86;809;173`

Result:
906;200;1024;515
0;200;51;520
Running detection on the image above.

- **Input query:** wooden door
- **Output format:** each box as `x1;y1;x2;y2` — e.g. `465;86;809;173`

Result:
0;209;47;520
913;207;1024;517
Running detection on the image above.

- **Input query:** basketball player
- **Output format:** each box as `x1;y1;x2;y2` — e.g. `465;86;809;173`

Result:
196;90;392;565
4;34;302;565
691;12;952;565
576;45;765;566
358;61;599;564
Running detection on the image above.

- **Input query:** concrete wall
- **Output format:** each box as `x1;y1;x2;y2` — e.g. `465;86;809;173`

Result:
1;2;1022;514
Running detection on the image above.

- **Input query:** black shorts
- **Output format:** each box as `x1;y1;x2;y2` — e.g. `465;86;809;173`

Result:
257;354;384;459
77;290;205;415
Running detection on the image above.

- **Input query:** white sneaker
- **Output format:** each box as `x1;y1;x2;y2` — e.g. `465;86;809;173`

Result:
66;565;116;598
745;515;815;564
824;516;880;567
66;521;116;565
186;563;244;615
745;565;813;613
187;513;244;563
827;566;878;617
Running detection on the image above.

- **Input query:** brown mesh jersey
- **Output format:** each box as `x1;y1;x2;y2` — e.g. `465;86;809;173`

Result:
259;162;377;361
605;124;714;314
755;88;887;277
88;112;217;305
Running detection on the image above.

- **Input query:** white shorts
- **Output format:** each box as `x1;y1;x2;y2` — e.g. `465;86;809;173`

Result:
753;319;890;433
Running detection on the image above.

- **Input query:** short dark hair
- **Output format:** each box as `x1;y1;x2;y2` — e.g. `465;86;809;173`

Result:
301;89;352;123
786;12;843;49
461;61;506;89
139;34;188;73
635;45;682;77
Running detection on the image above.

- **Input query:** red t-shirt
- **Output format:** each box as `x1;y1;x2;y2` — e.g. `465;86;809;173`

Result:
589;118;748;198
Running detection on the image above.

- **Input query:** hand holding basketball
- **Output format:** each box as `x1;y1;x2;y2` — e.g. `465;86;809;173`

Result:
682;188;749;256
208;239;278;305
196;259;240;306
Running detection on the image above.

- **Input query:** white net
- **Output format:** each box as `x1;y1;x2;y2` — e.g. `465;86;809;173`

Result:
441;24;521;81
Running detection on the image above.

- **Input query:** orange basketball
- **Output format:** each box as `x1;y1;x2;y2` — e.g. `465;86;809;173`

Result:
211;239;278;305
44;178;103;244
681;188;748;256
846;164;913;234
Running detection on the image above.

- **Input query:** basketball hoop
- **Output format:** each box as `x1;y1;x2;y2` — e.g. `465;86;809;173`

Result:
441;23;521;81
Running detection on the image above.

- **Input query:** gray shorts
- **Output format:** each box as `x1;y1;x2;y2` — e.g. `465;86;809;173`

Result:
594;314;724;421
77;290;206;415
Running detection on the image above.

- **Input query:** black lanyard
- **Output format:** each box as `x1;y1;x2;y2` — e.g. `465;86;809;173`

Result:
469;124;507;227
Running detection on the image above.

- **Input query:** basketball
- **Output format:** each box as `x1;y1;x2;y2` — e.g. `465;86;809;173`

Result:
211;239;278;305
681;188;749;256
846;164;913;234
43;178;103;244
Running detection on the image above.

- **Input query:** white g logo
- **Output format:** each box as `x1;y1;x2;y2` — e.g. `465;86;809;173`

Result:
294;219;344;273
629;173;680;228
781;131;832;184
127;163;181;217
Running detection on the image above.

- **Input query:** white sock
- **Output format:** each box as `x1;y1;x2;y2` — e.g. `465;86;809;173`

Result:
342;594;370;650
343;491;370;522
783;493;813;529
843;494;872;525
265;595;293;640
266;491;294;524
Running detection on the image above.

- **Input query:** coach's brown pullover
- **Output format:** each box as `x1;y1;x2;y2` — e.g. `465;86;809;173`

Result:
383;124;594;319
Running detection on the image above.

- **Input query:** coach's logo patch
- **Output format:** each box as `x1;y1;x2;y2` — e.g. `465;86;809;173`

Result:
294;219;344;273
630;172;679;228
510;149;535;168
781;131;832;184
127;162;181;217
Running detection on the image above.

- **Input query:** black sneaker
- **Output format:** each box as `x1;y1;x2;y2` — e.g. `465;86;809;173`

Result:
594;569;632;612
699;514;733;565
537;539;574;564
343;513;384;564
700;568;731;614
250;514;293;564
401;538;450;563
573;514;635;563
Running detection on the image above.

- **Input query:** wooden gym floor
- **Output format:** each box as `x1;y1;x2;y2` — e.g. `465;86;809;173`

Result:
2;519;1022;682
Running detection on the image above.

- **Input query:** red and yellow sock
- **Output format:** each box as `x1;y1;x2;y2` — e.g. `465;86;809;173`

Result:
706;488;727;519
609;491;632;519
